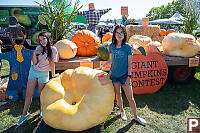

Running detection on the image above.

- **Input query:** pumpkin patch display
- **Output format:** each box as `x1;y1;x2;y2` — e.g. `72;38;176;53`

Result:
54;39;77;59
97;43;110;61
162;33;200;57
128;35;152;49
70;30;100;56
131;54;168;94
40;67;115;131
145;41;162;55
102;32;112;43
159;29;167;36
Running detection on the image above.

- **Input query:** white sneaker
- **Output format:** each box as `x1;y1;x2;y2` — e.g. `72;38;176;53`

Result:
120;111;127;121
134;116;146;126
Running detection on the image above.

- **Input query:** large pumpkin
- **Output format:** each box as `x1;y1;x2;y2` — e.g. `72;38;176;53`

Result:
102;32;112;43
162;33;200;57
131;54;168;94
70;30;100;56
40;67;115;131
54;39;77;59
145;41;162;55
128;35;152;49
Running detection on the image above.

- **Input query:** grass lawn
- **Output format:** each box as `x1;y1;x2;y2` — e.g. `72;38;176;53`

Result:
0;60;10;77
0;69;200;133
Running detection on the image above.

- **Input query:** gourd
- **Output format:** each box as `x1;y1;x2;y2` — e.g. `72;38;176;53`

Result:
97;43;110;61
54;39;77;59
40;67;115;131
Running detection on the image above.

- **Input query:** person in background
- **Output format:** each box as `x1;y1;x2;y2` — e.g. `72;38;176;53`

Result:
77;3;112;34
17;32;59;126
99;25;146;126
121;15;128;27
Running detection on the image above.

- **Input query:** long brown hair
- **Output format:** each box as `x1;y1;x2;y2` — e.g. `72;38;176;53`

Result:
37;32;52;61
112;24;127;47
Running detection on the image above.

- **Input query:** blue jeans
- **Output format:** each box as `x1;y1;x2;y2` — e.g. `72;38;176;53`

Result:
110;73;128;86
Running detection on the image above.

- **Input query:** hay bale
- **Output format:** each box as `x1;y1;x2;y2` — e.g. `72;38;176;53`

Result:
126;25;161;42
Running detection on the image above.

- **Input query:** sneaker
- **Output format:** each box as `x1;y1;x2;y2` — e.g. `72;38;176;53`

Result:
40;112;42;118
17;113;31;126
120;111;127;121
134;116;146;126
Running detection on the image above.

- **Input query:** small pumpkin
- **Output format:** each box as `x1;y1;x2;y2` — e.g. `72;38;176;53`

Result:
70;30;100;56
41;67;115;131
97;43;110;61
162;33;200;57
145;41;162;55
159;29;167;36
166;29;175;35
54;39;77;59
128;35;152;49
102;32;112;43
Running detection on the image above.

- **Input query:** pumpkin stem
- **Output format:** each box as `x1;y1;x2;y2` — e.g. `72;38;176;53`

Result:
85;42;89;46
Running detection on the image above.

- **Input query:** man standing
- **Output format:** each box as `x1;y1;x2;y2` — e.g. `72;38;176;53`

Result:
77;3;112;34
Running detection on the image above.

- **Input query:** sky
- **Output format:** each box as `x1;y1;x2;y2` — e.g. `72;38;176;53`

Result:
0;0;174;20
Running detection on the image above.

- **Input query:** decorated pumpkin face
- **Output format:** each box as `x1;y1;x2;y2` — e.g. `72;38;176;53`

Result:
54;39;77;59
131;54;168;94
40;67;115;131
70;30;100;56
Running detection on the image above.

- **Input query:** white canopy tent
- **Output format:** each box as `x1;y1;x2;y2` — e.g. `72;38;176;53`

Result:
170;12;184;21
149;18;183;24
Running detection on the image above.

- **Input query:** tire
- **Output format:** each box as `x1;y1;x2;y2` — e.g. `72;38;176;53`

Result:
168;66;196;84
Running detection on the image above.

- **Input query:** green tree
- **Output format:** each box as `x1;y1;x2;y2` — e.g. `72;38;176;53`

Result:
36;0;82;44
146;0;186;20
127;18;136;23
182;0;199;35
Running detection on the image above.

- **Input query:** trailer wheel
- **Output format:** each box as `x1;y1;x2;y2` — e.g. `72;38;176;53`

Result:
168;66;196;84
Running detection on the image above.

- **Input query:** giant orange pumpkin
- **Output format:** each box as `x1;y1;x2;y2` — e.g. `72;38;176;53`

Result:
70;30;100;56
128;35;152;49
40;67;115;131
131;54;168;94
102;32;112;43
159;29;167;36
54;39;77;59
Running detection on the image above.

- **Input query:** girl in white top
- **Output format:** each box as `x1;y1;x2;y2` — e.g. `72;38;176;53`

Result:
17;32;59;125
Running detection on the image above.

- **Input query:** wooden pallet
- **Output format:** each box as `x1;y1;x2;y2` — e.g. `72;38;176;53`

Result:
56;55;200;71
